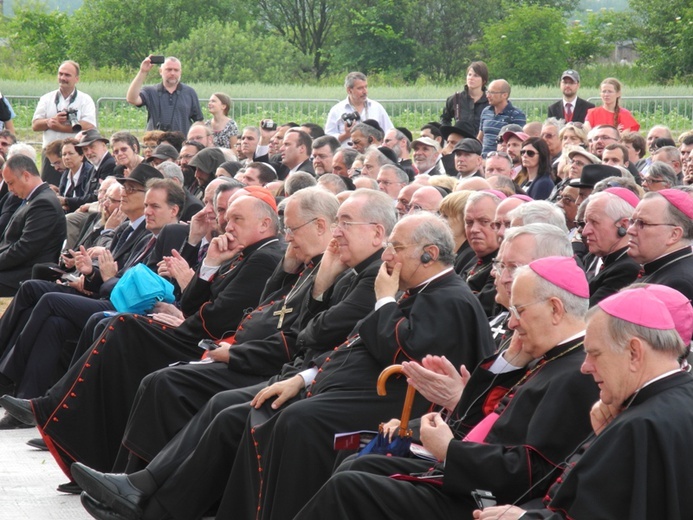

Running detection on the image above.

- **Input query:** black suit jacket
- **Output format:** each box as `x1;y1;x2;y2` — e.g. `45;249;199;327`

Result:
59;161;99;212
0;183;66;293
94;152;116;180
274;158;315;181
547;97;595;124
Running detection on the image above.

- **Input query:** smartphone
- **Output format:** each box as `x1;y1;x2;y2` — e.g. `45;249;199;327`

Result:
49;266;67;276
150;55;165;65
61;273;81;283
471;489;497;510
198;339;219;351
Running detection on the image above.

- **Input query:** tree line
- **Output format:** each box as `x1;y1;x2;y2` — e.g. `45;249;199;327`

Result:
2;0;691;85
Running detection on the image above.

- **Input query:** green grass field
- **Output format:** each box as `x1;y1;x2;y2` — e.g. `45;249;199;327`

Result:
2;79;692;141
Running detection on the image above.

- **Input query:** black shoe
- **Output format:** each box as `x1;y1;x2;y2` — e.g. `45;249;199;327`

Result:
0;395;36;426
27;437;48;450
57;480;82;494
0;411;33;430
72;463;145;519
80;492;131;520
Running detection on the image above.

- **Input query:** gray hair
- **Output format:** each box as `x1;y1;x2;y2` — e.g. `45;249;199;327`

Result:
157;161;185;185
467;190;502;208
287;186;339;224
365;147;396;168
653;146;682;165
345;71;367;89
586;307;685;357
543;117;564;133
350;188;397;234
7;143;37;161
648;162;678;187
285;171;317;196
399;213;455;266
645;191;693;240
354;123;384;143
593;175;642;198
110;131;140;154
508;200;568;233
339;148;359;170
317;173;347;194
516;265;589;318
504;223;573;258
587;191;635;221
379;164;409;184
242;126;261;139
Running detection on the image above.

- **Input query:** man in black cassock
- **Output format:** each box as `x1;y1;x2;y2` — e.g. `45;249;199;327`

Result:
74;210;495;520
0;191;284;483
213;212;495;520
114;187;343;469
294;256;600;520
71;188;398;519
627;189;693;306
581;189;640;306
474;285;693;520
462;191;500;316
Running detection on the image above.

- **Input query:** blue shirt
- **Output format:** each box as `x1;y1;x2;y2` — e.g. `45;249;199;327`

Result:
479;101;527;157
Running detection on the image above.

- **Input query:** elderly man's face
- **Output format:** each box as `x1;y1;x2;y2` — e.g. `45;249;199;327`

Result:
508;270;555;358
626;196;678;264
581;310;634;406
464;197;499;257
381;218;427;290
413;144;439;172
583;196;627;257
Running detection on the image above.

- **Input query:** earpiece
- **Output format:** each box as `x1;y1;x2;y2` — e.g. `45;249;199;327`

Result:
617;226;627;237
420;251;433;264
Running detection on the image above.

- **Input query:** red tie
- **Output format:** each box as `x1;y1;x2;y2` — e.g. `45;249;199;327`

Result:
565;103;573;122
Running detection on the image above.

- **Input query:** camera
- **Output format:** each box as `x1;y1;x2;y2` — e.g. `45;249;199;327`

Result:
155;122;171;131
261;119;277;131
150;55;165;65
64;109;81;132
341;112;361;126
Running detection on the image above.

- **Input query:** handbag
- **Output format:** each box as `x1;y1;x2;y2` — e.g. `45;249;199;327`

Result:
110;264;175;314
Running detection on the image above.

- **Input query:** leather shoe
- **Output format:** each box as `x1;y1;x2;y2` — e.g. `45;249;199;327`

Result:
0;395;36;426
0;411;33;430
57;480;82;494
80;492;130;520
27;437;48;450
72;463;145;519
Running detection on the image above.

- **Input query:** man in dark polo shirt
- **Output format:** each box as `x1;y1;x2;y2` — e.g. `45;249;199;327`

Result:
126;56;203;134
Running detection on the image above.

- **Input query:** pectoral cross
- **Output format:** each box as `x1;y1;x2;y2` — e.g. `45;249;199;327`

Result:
273;304;294;329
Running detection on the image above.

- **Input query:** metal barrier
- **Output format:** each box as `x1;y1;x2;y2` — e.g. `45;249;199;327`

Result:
6;95;693;138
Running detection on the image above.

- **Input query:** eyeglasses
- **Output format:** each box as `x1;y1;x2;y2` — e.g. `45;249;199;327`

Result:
509;298;548;321
122;185;146;194
520;149;537;158
490;220;511;231
642;178;666;185
491;260;523;278
487;151;512;160
334;220;378;230
627;218;676;230
574;220;586;228
556;194;577;204
50;160;64;168
285;217;317;236
396;199;411;211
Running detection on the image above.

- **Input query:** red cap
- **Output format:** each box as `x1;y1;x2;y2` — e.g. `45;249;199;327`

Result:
598;288;676;330
658;189;693;219
528;256;589;298
604;187;640;208
242;186;278;213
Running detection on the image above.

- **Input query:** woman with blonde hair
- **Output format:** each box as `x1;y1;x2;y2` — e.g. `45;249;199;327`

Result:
585;78;640;132
439;190;476;273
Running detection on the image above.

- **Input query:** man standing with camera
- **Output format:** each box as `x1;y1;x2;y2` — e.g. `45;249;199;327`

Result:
32;60;96;186
126;55;203;135
325;71;393;148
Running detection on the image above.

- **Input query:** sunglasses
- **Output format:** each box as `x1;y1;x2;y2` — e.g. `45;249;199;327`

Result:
520;149;537;158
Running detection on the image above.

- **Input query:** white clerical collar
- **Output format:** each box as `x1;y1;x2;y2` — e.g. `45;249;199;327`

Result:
412;266;454;289
640;368;682;390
